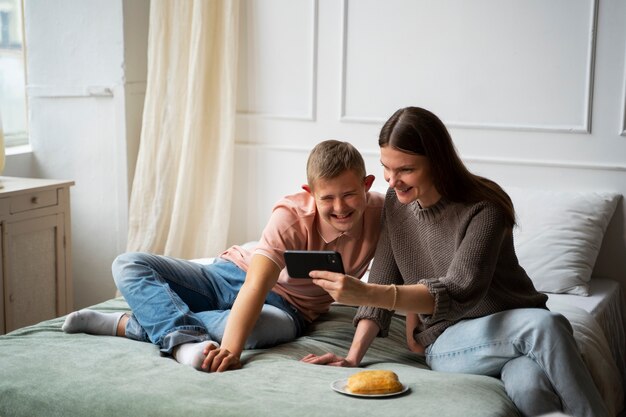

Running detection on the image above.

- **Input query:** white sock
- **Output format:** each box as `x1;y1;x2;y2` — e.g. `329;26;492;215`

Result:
173;341;220;370
62;310;125;336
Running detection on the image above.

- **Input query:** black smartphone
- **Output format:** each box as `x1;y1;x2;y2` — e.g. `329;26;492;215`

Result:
283;250;345;279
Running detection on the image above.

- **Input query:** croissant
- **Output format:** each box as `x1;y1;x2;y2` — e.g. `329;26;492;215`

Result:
346;370;403;395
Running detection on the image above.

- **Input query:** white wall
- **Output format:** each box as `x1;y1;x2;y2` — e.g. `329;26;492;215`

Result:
231;0;626;289
4;0;626;307
4;0;149;309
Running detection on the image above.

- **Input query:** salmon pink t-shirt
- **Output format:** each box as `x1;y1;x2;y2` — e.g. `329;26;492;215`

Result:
220;190;384;322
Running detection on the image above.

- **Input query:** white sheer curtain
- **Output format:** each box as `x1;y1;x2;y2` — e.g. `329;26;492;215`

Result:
127;0;239;259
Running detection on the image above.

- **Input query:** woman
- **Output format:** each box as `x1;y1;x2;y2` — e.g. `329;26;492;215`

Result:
303;107;608;417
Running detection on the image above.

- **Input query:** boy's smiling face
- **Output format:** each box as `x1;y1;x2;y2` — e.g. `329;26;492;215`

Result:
304;170;374;234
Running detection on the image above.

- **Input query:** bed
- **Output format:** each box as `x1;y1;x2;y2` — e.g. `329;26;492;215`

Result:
0;187;625;417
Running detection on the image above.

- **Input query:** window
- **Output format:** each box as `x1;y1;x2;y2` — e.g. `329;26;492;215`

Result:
0;0;28;148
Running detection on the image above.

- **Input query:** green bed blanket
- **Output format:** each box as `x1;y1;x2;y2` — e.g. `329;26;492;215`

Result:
0;298;519;417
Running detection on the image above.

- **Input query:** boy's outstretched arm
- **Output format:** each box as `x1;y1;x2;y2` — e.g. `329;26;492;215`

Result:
201;254;281;372
301;318;379;367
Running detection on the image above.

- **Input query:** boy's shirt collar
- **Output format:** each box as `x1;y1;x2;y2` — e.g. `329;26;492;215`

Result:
317;215;364;244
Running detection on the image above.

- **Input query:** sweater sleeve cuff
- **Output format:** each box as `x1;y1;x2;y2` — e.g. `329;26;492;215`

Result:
418;278;450;324
352;306;392;337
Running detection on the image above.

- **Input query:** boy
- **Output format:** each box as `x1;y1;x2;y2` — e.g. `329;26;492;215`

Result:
63;140;384;373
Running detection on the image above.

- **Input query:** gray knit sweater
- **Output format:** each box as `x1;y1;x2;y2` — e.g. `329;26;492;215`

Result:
354;189;548;347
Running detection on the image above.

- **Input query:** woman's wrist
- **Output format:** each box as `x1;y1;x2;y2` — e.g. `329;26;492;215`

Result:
364;283;397;310
389;284;398;310
343;354;360;367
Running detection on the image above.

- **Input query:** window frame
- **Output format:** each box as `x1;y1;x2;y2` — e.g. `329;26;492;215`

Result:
0;0;29;149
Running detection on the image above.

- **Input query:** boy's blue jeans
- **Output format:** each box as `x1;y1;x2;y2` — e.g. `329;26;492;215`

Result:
112;252;306;355
425;308;608;417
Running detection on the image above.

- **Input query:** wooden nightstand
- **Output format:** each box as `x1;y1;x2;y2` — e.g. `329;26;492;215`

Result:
0;176;74;334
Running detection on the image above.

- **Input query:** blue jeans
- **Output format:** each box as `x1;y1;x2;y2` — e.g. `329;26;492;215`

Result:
424;308;608;417
112;252;306;354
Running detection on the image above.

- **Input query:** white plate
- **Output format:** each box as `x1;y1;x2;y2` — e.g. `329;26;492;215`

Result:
330;378;410;398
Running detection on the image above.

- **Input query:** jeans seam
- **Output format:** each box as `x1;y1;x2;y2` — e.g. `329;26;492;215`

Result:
156;325;208;347
426;339;512;359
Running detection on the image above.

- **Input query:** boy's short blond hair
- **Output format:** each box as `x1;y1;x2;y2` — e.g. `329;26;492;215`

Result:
306;140;366;188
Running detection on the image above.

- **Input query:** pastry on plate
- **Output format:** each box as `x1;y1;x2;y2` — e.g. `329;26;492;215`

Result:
346;370;403;395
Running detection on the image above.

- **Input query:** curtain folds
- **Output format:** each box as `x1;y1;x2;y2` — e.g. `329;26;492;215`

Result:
127;0;239;259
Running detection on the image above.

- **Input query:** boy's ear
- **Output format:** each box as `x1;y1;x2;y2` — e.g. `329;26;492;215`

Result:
302;184;312;194
364;175;375;192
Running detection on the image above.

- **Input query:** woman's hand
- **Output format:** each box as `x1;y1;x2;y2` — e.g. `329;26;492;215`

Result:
405;313;425;354
201;344;243;372
308;270;368;306
301;352;357;367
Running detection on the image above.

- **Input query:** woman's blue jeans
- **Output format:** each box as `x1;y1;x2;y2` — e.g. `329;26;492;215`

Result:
112;252;306;354
425;308;608;417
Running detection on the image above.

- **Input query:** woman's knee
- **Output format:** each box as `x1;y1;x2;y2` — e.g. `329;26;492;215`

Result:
528;309;573;337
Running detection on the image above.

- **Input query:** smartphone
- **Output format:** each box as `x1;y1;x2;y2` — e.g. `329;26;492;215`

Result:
283;250;345;279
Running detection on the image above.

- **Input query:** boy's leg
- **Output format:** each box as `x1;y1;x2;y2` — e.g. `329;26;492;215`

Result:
111;252;230;353
173;304;300;370
65;252;304;369
112;254;304;350
246;303;301;348
64;253;222;345
195;303;300;349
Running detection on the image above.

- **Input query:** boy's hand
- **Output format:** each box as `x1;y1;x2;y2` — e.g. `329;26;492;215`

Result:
301;352;356;367
201;344;242;372
309;271;367;306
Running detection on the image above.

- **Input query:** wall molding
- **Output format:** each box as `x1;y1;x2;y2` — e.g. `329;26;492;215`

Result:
461;155;626;172
339;0;349;125
339;0;598;134
584;0;599;134
236;0;318;121
234;142;626;172
336;117;592;134
619;38;626;136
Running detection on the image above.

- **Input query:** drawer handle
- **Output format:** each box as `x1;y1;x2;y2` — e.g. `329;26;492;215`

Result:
31;196;39;204
9;294;14;303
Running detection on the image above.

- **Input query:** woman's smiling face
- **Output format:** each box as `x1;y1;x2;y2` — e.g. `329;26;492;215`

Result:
380;145;441;207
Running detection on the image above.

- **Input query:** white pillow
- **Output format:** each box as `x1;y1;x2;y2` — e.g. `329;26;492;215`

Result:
506;187;620;296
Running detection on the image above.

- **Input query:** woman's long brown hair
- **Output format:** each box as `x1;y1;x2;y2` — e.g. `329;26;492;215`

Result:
379;106;515;228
